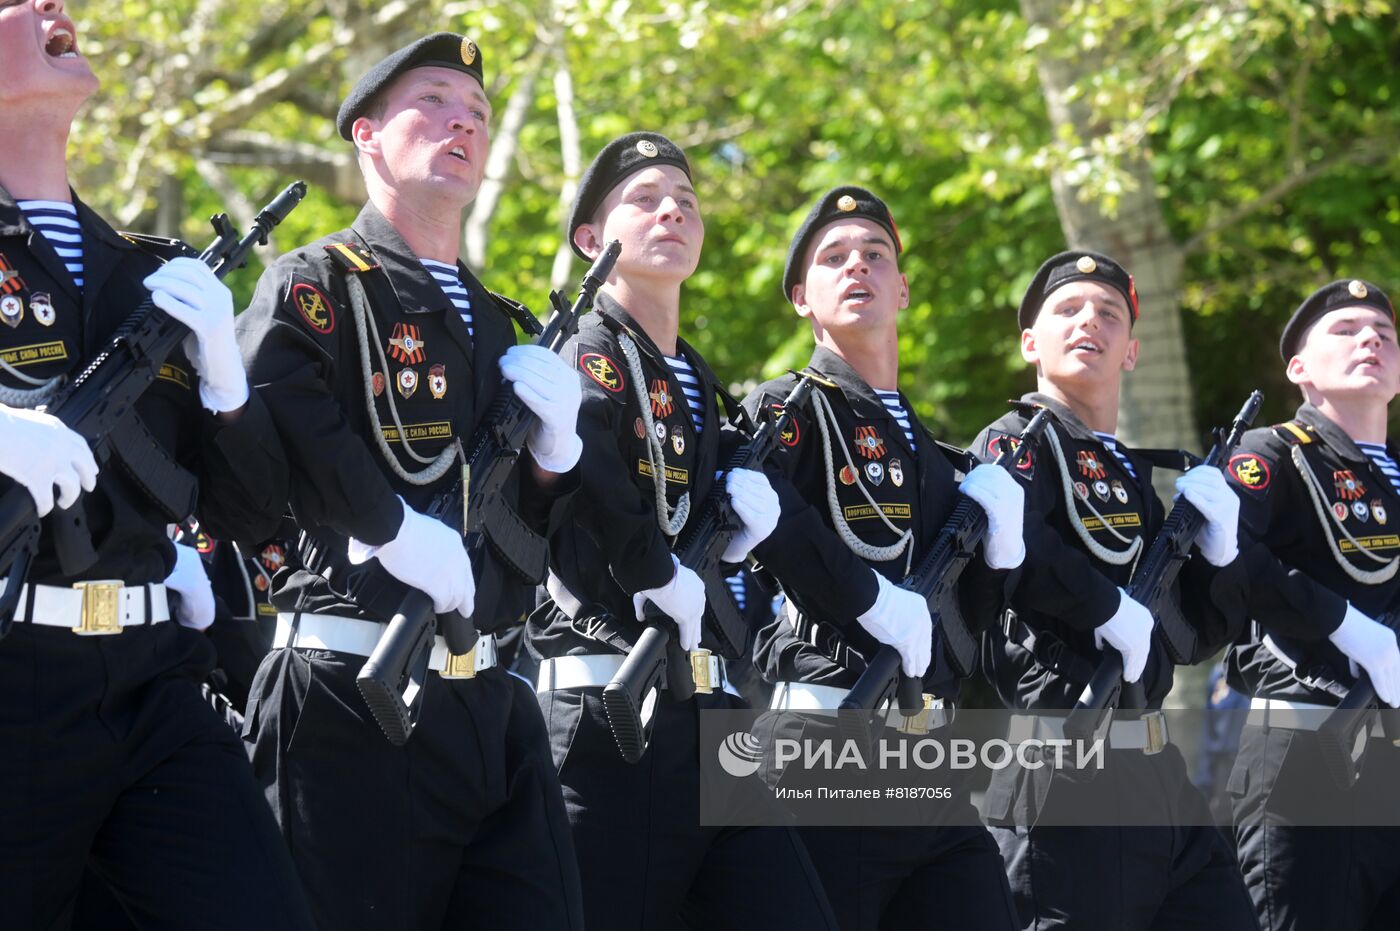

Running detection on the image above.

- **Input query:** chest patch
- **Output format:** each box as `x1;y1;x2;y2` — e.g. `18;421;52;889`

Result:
853;425;885;459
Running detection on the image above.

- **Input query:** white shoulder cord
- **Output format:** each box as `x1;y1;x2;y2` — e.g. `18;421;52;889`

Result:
345;271;459;485
809;383;913;574
0;358;65;405
1290;444;1398;584
617;329;689;537
1044;422;1142;568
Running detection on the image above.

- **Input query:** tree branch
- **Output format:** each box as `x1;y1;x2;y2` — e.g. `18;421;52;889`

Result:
464;46;545;267
549;21;583;289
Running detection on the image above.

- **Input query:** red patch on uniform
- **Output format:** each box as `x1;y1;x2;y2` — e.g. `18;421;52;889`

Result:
259;544;286;572
580;352;624;393
290;282;334;334
772;403;800;447
1227;453;1270;491
988;433;1033;471
853;425;886;459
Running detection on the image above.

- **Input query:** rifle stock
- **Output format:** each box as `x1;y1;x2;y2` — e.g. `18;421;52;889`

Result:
355;241;621;745
0;181;308;637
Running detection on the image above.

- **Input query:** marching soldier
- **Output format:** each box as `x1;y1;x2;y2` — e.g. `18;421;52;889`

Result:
1224;279;1400;930
525;131;838;928
742;186;1024;929
974;251;1258;929
236;34;586;929
0;0;312;926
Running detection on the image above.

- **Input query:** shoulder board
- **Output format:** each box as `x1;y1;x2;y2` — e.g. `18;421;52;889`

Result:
1272;421;1314;445
488;290;543;337
322;241;379;273
118;232;197;262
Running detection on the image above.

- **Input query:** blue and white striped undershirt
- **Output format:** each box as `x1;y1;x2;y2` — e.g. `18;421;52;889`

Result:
420;258;473;337
874;389;917;453
664;354;704;435
1093;431;1139;481
18;200;83;290
1357;442;1400;495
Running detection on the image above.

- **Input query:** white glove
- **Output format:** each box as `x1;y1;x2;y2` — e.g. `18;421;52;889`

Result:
0;405;98;517
959;463;1026;570
144;257;249;413
633;554;706;651
1175;466;1240;567
1094;588;1154;684
1329;603;1400;707
856;572;932;678
500;344;583;474
165;542;215;631
348;499;475;616
721;469;781;562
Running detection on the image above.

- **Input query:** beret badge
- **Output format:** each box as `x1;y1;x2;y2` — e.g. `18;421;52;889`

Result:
1350;280;1369;299
636;139;659;157
1076;255;1097;274
460;38;477;65
836;195;857;212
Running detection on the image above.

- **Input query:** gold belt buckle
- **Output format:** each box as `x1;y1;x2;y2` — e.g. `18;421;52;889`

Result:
690;649;716;694
1142;710;1168;755
72;581;124;636
896;694;936;735
440;644;479;679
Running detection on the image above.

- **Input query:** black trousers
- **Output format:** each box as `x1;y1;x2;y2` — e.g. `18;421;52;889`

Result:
0;622;313;931
800;824;1019;931
244;645;584;930
1231;722;1400;930
988;745;1257;931
540;684;839;930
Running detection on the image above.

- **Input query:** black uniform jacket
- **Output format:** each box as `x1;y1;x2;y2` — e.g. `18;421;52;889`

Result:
527;294;740;659
744;347;1011;696
974;393;1249;710
0;185;285;585
236;201;571;628
1225;404;1396;702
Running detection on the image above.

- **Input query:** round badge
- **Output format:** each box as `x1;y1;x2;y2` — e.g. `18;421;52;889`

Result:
637;139;659;158
461;38;477;66
634;417;646;439
1349;280;1369;299
836;194;857;212
1333;502;1349;522
0;294;21;327
672;433;685;455
1076;255;1097;274
839;466;858;485
654;421;667;442
31;292;55;326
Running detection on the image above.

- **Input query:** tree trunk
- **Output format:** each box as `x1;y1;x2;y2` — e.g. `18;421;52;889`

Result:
1020;0;1197;456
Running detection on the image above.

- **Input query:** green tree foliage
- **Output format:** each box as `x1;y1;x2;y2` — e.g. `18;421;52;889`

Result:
67;0;1400;445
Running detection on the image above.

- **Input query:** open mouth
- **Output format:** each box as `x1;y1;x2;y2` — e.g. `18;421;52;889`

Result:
841;286;873;302
45;27;79;59
1068;337;1102;355
446;146;467;162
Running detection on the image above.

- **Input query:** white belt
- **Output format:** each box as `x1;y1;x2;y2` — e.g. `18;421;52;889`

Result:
536;653;743;699
5;581;170;634
274;613;497;675
1248;696;1394;740
1007;711;1170;753
768;681;954;733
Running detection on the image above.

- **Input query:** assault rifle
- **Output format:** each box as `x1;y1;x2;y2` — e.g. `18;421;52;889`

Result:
838;408;1050;750
0;181;308;638
1064;390;1263;743
1316;612;1400;790
356;240;621;746
601;372;820;764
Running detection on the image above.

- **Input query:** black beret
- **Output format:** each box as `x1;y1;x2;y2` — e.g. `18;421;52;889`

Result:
566;132;691;261
336;33;484;140
1279;278;1395;360
1017;250;1139;329
782;186;902;302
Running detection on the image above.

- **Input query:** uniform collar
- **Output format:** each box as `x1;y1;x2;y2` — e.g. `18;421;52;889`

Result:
350;201;460;316
806;346;895;421
594;291;703;369
0;183;126;246
1294;403;1379;464
1021;391;1099;441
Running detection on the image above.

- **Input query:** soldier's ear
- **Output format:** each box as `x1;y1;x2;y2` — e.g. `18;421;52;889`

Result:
1285;354;1309;386
898;273;909;310
573;224;602;261
792;283;813;319
351;117;381;158
1019;328;1039;365
1121;337;1140;372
